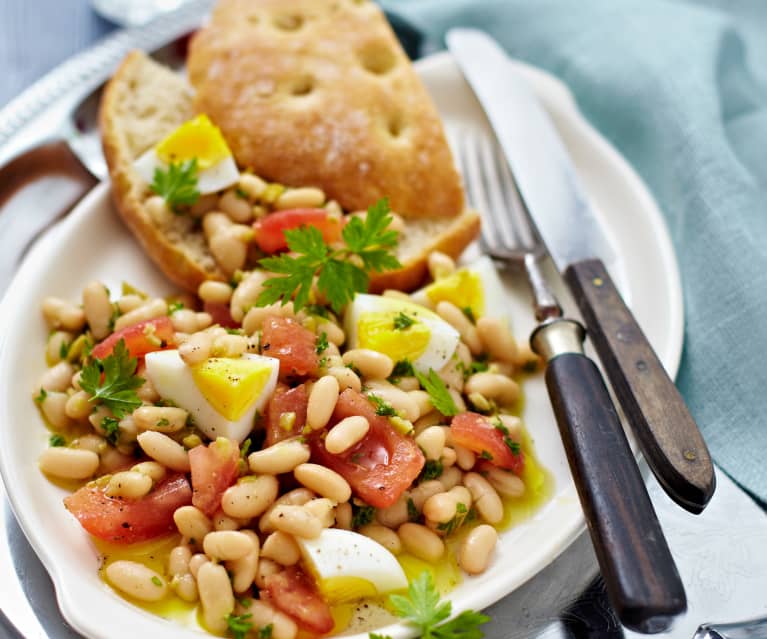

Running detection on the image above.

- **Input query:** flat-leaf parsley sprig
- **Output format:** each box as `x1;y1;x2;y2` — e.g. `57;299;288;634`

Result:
79;339;144;418
150;159;200;213
370;571;489;639
256;198;401;314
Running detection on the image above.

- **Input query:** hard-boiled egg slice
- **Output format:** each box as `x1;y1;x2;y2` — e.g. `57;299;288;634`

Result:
345;294;460;374
132;114;239;195
296;529;408;603
144;350;279;442
420;255;508;320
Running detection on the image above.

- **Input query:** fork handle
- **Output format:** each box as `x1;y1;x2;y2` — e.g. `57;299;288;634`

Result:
563;258;715;514
531;318;686;632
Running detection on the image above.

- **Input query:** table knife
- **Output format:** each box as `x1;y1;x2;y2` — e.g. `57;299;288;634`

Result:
446;28;715;515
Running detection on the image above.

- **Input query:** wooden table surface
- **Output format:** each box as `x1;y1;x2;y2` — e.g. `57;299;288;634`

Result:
0;0;114;108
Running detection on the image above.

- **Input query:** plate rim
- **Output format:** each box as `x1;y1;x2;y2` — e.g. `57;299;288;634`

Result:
0;50;684;639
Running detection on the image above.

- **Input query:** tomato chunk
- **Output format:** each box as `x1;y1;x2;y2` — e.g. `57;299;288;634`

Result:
265;383;308;447
63;473;192;543
265;567;335;634
451;412;525;475
91;316;175;360
310;389;424;508
202;301;238;329
189;438;241;516
253;208;343;254
261;316;319;379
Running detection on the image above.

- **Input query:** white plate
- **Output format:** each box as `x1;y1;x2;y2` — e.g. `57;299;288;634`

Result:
0;52;683;639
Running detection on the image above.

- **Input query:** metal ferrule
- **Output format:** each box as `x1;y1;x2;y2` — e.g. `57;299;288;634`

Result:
530;318;586;362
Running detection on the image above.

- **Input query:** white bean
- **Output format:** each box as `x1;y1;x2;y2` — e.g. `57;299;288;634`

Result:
221;475;279;519
38;447;99;479
106;470;153;499
463;472;504;524
476;316;518;364
83;281;112;340
40;361;75;392
459;524;498;574
41;297;85;332
398;523;445;562
198;281;233;305
137;431;190;472
294;463;351;503
105;561;167;602
465;372;519;407
227;530;260;593
268;505;323;539
203;530;254;561
427;251;455;280
416;426;446;461
325;416;369;454
261;531;301;566
306;375;339;431
359;524;402;554
326;366;361;392
114;298;167;332
132;406;189;433
174;506;214;541
342;349;394;380
248;440;310;475
435;301;482;355
274;187;325;210
197;562;235;634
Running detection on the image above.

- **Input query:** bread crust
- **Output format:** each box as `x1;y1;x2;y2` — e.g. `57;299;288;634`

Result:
100;50;227;292
187;0;465;219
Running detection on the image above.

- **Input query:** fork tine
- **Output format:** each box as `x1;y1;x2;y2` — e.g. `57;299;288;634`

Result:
492;141;537;249
454;128;495;252
475;132;519;250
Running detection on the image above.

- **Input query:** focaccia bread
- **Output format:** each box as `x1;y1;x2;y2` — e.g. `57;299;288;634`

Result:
187;0;466;219
100;51;479;293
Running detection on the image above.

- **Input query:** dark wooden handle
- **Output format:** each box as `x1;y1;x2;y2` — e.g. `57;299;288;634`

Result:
564;259;715;514
546;352;686;631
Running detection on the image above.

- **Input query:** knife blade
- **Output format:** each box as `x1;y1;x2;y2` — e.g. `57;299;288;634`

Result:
446;28;714;515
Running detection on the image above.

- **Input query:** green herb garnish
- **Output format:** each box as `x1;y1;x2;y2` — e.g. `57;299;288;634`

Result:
462;306;476;324
49;434;66;447
407;497;420;522
151;576;163;587
167;300;185;314
101;416;120;446
369;394;397;417
415;369;459;417
384;571;489;639
393;312;415;330
389;359;415;382
256;198;401;313
421;459;444;481
351;503;376;529
34;388;47;404
150;159;200;213
316;331;329;354
79;339;144;418
226;613;253;639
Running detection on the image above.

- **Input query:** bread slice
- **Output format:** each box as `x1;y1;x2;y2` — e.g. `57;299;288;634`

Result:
100;50;479;294
187;0;465;219
100;50;227;292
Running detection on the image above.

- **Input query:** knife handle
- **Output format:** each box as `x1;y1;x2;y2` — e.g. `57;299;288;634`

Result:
564;259;715;514
532;319;686;632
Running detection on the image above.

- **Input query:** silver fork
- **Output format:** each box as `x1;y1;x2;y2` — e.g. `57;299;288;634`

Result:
453;126;687;632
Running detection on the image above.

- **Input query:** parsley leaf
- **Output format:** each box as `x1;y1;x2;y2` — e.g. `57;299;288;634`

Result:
389;359;415;382
351;503;376;529
226;613;253;639
421;459;444;481
386;572;489;639
257;198;401;314
150;159;200;213
415;369;459;417
258;624;273;639
369;394;397;417
34;387;47;404
407;497;420;522
101;416;121;446
79;339;144;418
461;306;477;324
316;332;329;354
167;300;185;315
49;433;66;447
393;312;415;330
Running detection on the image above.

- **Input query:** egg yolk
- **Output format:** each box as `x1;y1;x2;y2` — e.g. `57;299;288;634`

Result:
424;269;485;319
191;358;274;420
357;312;430;363
155;114;232;170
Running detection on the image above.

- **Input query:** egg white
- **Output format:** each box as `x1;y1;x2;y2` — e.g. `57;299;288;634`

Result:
345;294;460;375
133;148;240;196
144;350;279;443
296;528;408;603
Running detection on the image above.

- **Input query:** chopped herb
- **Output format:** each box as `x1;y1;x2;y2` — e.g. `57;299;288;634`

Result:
101;416;120;446
393;312;415;330
407;497;420;522
108;304;121;332
34;388;47;404
389;359;415;382
235;187;250;200
155;418;170;428
421;459;444;481
351;503;376;529
150;159;200;213
369;394;397;417
479;450;494;461
49;434;66;447
415;369;459;417
506;440;522;455
304;304;329;318
468;358;489;375
386;571;489;639
59;340;70;360
226;327;243;335
462;306;477;324
151;576;163;587
79;339;144;418
167;300;185;315
370;634;393;639
256;198;401;313
226;613;253;639
258;624;273;639
316;331;329;354
437;503;469;536
238;597;252;609
346;362;362;377
240;438;252;458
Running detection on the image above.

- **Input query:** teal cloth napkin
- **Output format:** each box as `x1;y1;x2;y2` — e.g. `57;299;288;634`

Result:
381;0;767;504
